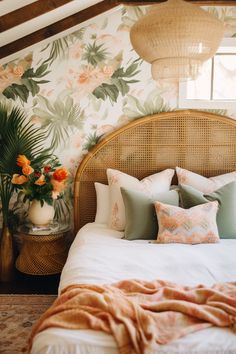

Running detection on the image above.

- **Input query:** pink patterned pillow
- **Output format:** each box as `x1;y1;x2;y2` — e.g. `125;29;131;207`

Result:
107;168;174;231
176;167;236;194
154;201;219;244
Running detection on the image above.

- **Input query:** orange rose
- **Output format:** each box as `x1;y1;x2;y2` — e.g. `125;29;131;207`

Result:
102;65;114;77
17;154;30;167
51;179;65;193
13;65;24;77
11;174;28;185
53;168;68;182
22;165;34;176
34;174;46;186
78;72;89;84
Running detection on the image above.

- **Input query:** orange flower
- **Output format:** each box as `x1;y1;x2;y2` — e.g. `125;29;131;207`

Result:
11;174;28;185
51;179;65;193
17;154;30;167
53;167;68;182
78;72;89;84
102;65;114;77
34;174;46;186
22;164;34;176
13;65;24;77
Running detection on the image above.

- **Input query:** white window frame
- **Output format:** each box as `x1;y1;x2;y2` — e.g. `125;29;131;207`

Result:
178;38;236;110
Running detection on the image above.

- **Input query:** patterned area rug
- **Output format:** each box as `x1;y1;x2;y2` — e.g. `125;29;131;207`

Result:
0;294;57;354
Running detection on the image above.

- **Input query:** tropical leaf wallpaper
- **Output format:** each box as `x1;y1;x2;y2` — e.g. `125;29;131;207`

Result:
0;5;236;224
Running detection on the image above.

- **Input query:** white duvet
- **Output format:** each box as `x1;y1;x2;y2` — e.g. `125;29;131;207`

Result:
31;223;236;354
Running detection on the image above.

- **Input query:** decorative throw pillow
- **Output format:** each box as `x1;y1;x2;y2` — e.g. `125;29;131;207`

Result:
179;182;236;239
176;166;236;193
155;201;219;244
94;182;110;224
121;188;179;240
107;168;175;231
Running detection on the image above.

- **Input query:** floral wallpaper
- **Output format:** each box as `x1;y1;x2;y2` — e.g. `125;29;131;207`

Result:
0;5;236;223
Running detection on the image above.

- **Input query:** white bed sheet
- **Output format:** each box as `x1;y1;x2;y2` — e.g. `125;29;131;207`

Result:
31;223;236;354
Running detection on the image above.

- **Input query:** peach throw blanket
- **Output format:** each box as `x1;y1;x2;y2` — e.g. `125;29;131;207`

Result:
29;279;236;354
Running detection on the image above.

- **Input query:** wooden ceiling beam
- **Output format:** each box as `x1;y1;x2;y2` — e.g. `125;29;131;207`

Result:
0;0;74;32
1;0;235;61
110;0;236;4
0;1;117;60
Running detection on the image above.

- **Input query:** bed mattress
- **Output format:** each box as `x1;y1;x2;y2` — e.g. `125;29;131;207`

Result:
31;223;236;354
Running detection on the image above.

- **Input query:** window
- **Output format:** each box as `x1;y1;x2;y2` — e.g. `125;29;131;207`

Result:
179;38;236;109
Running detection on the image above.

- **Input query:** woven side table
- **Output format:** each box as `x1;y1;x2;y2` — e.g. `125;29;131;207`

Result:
15;225;70;275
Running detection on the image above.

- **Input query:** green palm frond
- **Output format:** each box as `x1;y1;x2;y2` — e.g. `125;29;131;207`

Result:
67;28;85;42
0;103;51;225
82;42;109;66
41;28;85;66
54;198;71;224
200;109;227;116
83;132;103;151
0;175;12;224
42;39;70;66
0;105;50;175
33;95;85;150
120;6;148;29
123;92;171;119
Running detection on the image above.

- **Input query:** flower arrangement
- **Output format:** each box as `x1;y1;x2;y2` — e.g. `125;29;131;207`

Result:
11;154;69;206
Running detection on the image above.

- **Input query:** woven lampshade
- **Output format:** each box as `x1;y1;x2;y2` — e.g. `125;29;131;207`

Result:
130;0;225;80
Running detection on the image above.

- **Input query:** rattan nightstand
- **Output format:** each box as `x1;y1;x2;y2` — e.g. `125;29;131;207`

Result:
15;224;71;275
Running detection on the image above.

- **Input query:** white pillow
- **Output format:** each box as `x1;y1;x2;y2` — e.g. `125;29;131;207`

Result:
107;168;175;231
176;167;236;194
94;182;110;224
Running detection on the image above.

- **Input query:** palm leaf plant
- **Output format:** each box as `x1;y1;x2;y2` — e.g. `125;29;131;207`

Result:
82;42;109;66
0;103;51;227
83;132;103;151
41;28;85;66
33;95;85;150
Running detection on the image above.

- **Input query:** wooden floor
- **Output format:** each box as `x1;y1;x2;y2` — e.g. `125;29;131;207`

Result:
0;268;60;294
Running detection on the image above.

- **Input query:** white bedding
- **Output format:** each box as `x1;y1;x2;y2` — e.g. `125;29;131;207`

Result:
31;223;236;354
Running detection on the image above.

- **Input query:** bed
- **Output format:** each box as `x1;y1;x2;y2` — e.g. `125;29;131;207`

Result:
30;109;236;354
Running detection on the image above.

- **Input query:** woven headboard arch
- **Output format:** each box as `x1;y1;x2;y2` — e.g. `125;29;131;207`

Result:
74;109;236;234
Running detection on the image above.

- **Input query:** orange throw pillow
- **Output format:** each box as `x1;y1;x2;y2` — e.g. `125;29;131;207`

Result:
155;201;219;244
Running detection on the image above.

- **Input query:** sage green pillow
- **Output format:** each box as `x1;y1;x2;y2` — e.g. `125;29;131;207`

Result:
179;182;236;239
121;188;179;240
179;184;207;208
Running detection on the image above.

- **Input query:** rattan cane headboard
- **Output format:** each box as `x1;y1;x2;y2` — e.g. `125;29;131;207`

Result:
74;109;236;234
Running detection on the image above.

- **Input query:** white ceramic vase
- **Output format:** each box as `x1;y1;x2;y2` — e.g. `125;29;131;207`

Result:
28;200;55;227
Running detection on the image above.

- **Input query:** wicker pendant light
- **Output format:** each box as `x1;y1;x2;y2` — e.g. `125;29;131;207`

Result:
130;0;225;80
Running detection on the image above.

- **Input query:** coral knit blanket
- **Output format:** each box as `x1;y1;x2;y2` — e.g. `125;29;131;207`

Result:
29;279;236;354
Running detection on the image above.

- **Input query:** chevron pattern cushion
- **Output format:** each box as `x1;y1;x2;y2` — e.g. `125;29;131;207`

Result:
155;201;220;244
